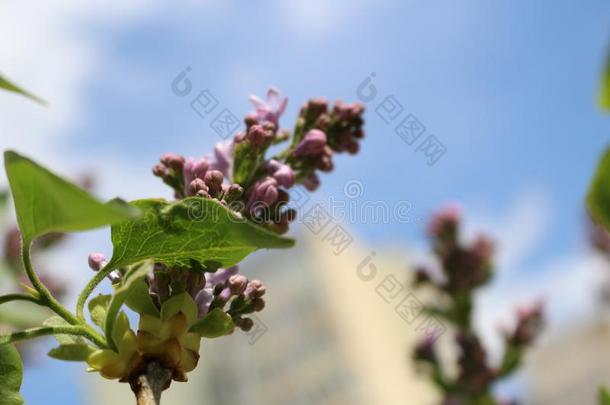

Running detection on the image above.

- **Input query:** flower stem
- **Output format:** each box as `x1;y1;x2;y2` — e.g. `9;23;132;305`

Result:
0;294;41;306
0;325;96;345
76;264;112;320
129;361;172;405
21;241;108;348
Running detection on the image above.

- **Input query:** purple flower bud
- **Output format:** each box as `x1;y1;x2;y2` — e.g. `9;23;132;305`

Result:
205;266;239;287
315;113;331;131
302;173;320;192
228;274;248;295
234;131;246;143
471;234;495;263
216;287;233;305
294;129;327;157
237;317;254;332
88;252;107;271
187;178;208;197
247;177;279;213
427;204;461;237
195;288;214;318
247;124;266;146
251;297;265;312
183;157;210;186
204;170;224;197
160;153;185;172
222;184;243;203
244;112;259;127
152;164;168;178
266;160;296;188
245;279;266;299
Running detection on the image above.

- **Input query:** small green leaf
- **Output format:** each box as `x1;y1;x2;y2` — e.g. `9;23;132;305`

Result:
111;312;131;348
0;344;24;405
88;294;111;330
4;151;137;244
160;292;197;325
48;343;94;362
232;141;263;185
588;148;610;232
190;308;235;338
124;278;159;318
600;385;610;405
601;52;610;112
105;197;293;271
43;316;86;345
0;73;46;105
104;261;154;349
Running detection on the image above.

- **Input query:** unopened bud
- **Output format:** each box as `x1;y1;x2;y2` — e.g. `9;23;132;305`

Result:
88;252;107;271
251;298;266;312
237;317;254;332
294;129;327;157
228;274;248;295
204;170;224;197
188;178;208;196
160;153;185;172
247;124;266;146
152;164;168;178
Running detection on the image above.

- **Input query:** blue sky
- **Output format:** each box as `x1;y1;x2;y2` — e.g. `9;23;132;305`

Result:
1;1;610;403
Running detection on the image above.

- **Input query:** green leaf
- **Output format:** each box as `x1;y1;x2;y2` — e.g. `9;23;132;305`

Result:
160;292;197;325
190;308;235;338
0;344;24;405
600;386;610;405
588;148;610;232
43;316;86;345
48;343;94;362
0;73;46;105
88;294;111;330
3;151;137;244
104;261;154;349
601;52;610;112
105;197;294;271
232;141;263;185
124;278;159;318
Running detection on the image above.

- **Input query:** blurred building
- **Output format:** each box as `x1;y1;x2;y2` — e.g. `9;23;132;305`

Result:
85;229;437;404
527;318;610;404
198;230;436;405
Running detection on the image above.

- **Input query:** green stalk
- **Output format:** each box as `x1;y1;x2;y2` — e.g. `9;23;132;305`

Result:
0;294;40;306
21;241;107;348
0;325;94;345
76;265;112;320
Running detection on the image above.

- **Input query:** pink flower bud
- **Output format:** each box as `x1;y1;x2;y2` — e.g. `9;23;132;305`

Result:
183;157;210;186
294;129;327;156
88;252;107;271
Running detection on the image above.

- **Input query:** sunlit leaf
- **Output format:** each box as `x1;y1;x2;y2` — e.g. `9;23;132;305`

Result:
4;151;136;243
104;197;294;271
104;261;154;349
190;308;234;338
0;74;46;105
88;294;111;330
48;343;95;362
588;148;610;231
0;344;24;405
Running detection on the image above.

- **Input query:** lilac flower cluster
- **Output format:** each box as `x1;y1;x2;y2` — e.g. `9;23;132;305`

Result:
412;205;544;405
85;88;367;384
152;87;365;234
